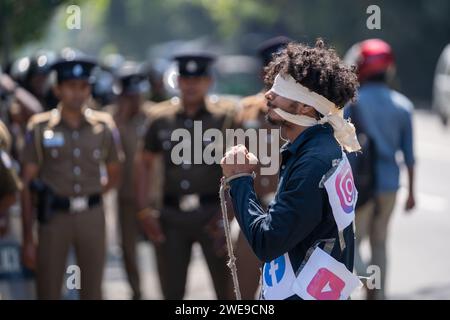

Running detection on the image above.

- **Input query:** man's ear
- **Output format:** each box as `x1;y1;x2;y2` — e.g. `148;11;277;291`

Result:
298;103;316;116
52;84;61;99
205;76;213;87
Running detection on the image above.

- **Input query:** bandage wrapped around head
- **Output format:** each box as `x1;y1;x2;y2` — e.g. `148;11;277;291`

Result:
268;73;361;153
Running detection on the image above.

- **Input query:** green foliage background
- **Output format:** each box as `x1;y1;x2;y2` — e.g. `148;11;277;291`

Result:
1;0;450;102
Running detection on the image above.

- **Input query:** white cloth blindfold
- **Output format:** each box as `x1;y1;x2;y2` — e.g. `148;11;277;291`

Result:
269;73;361;152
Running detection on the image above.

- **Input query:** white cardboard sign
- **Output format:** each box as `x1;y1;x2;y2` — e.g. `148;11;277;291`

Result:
292;247;362;300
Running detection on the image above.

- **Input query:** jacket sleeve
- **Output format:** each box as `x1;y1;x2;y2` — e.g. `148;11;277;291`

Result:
229;157;326;262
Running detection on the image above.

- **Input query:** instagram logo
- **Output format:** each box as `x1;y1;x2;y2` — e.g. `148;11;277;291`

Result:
335;162;356;214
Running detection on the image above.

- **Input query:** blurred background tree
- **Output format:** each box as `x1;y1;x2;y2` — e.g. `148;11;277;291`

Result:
1;0;450;104
0;0;71;63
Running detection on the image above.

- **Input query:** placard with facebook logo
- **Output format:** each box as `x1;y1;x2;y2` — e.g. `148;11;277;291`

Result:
291;247;362;300
262;253;297;300
324;153;358;231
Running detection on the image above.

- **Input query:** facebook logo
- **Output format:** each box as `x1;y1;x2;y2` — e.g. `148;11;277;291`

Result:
264;256;286;287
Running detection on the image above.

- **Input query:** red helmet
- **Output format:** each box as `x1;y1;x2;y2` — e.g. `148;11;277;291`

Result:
354;39;395;82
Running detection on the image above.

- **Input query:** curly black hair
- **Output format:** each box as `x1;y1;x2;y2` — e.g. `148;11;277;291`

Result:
264;39;359;109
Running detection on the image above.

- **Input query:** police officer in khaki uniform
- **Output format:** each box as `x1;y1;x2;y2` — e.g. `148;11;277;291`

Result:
135;54;236;299
234;36;290;299
20;51;124;300
0;119;22;219
108;62;152;300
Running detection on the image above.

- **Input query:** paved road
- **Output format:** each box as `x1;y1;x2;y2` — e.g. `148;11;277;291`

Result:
386;110;450;299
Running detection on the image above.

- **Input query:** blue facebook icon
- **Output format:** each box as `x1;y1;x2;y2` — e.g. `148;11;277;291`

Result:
264;255;286;287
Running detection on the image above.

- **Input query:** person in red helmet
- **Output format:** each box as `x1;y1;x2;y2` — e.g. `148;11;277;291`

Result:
344;39;416;300
356;39;395;83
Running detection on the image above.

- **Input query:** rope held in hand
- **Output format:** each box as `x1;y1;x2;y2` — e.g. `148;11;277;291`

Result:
219;177;240;300
218;172;255;300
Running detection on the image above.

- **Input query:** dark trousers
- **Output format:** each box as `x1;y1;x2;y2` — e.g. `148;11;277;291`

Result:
155;204;232;300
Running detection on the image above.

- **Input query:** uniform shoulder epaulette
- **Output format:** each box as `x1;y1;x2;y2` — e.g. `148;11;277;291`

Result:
206;95;239;116
85;108;117;129
146;97;181;120
26;111;53;131
237;93;267;122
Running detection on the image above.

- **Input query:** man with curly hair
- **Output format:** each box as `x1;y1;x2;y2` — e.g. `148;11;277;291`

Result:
221;39;361;300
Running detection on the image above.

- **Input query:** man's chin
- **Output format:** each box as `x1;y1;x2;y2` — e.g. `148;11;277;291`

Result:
265;114;284;126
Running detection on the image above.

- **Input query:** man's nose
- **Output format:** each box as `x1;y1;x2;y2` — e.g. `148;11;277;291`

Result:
264;90;273;101
265;91;275;109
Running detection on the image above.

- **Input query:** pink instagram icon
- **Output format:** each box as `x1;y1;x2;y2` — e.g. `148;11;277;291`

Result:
334;162;356;214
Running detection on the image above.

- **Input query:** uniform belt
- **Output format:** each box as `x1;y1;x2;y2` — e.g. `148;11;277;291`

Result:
51;193;102;213
163;194;217;211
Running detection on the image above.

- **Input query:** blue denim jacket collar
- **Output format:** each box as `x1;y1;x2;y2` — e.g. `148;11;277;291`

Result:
280;123;333;158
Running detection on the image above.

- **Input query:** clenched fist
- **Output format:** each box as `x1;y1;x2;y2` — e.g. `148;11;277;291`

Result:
220;144;258;178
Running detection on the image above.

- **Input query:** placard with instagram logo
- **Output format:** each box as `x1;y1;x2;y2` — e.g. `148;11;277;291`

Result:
291;247;362;300
323;153;358;231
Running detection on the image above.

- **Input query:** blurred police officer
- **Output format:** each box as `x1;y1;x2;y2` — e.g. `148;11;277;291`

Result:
10;51;58;110
1;66;43;125
235;36;290;299
135;53;236;299
20;48;124;299
108;62;151;300
2;58;46;165
146;64;168;103
0;119;21;220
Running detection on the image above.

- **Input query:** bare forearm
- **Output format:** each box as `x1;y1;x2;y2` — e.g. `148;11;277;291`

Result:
135;154;153;211
407;165;415;195
103;163;121;193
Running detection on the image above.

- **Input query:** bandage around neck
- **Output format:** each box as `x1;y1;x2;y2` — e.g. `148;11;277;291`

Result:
269;73;361;152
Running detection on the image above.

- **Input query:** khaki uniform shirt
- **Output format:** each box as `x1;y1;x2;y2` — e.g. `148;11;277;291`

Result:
22;106;124;197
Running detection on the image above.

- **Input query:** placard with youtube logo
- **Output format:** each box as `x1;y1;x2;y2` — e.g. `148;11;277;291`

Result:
291;247;362;300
